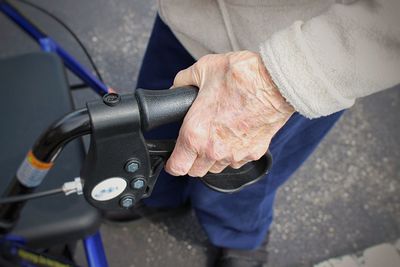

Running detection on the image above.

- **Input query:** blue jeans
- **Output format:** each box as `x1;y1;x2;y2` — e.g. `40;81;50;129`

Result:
136;16;344;250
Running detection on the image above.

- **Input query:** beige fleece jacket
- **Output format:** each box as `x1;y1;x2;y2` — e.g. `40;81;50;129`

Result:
158;0;400;118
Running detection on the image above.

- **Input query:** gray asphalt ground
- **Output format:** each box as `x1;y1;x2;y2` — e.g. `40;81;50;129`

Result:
0;1;399;266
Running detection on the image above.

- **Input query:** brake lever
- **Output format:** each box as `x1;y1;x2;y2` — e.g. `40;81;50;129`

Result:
146;140;272;193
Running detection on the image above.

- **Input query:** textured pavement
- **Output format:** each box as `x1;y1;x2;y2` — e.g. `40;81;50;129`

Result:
314;239;400;267
0;1;399;267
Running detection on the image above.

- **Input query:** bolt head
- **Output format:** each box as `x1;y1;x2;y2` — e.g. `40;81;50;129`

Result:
132;178;145;189
125;160;140;173
120;196;135;208
103;93;120;106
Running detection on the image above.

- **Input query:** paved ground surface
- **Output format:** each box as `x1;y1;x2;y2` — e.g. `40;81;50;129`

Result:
0;1;399;267
315;239;400;267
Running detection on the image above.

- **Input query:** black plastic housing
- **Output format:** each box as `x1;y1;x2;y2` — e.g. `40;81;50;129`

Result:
81;94;154;211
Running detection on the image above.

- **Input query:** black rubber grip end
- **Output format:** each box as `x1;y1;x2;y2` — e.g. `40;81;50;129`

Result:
135;86;198;131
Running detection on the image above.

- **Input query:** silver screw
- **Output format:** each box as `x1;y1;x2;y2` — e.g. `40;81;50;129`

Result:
125;160;140;173
132;178;145;189
120;196;135;208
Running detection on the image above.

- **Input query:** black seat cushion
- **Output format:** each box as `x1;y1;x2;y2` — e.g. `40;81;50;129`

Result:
0;52;101;247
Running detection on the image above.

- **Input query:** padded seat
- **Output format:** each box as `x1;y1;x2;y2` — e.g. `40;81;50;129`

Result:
0;52;101;247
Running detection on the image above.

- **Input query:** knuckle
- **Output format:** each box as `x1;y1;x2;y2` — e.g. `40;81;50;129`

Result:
205;145;228;162
204;151;215;161
205;150;221;162
182;129;199;149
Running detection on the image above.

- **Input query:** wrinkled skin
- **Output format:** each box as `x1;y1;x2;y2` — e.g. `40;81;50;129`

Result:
165;51;295;177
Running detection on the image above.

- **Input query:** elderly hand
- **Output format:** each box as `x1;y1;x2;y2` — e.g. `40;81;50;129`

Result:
165;51;294;177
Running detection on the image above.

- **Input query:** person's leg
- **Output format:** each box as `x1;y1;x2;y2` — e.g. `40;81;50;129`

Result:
188;111;343;249
137;15;344;249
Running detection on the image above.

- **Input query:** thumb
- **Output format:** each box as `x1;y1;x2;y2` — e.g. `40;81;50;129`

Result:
172;66;198;88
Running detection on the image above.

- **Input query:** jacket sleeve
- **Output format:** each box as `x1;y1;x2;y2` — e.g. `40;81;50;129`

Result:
259;0;400;118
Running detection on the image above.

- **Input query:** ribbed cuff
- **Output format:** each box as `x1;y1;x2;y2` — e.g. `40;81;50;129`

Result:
259;21;354;119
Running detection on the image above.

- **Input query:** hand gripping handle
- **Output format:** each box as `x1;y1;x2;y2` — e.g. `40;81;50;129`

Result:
135;86;272;193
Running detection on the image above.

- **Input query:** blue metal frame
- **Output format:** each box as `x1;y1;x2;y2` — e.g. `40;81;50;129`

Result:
0;0;110;96
84;232;109;267
0;1;110;266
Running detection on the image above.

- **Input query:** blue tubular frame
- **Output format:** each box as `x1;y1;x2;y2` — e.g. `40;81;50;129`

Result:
84;232;109;267
0;1;110;266
0;0;110;96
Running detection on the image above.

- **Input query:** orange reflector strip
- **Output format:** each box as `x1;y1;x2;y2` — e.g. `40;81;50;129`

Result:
27;150;53;170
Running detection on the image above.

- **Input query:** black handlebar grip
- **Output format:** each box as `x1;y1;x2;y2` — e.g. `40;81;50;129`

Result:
135;86;198;131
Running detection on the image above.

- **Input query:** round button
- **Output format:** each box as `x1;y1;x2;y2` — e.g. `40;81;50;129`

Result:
91;177;127;201
103;93;120;106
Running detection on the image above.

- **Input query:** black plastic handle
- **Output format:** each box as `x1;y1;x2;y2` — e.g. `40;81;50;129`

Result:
136;86;198;132
200;154;272;193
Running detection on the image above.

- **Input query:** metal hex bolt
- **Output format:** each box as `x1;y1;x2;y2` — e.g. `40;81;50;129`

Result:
125;160;140;173
120;196;135;209
131;178;145;190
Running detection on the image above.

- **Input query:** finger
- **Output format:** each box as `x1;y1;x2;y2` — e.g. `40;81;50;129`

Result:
172;66;198;88
165;138;197;176
230;160;249;169
209;161;230;174
188;155;216;177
